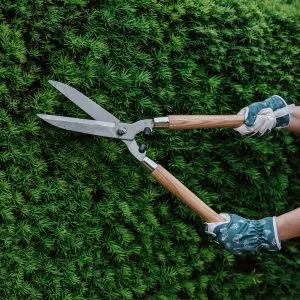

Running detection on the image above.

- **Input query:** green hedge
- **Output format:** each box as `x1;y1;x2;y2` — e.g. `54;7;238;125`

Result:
0;0;299;299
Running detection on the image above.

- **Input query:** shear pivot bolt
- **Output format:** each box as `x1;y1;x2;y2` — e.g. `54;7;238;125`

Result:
117;127;127;135
143;127;152;136
139;144;147;153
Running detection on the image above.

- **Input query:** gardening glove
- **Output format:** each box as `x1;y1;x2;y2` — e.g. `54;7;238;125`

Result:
204;213;281;255
235;95;295;135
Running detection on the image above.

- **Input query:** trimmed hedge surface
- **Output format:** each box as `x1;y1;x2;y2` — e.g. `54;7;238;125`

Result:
0;0;299;299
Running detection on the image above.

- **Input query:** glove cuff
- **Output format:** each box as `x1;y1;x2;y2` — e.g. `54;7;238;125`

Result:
265;95;294;128
258;216;281;251
272;216;281;250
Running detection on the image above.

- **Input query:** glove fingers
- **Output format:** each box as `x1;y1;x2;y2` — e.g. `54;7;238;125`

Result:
204;213;230;236
234;124;251;135
235;108;276;136
255;116;274;135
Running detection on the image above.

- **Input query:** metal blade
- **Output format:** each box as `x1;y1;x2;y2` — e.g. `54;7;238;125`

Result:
49;80;119;123
37;114;131;140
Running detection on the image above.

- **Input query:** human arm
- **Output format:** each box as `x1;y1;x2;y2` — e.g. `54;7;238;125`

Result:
286;106;300;134
276;207;300;240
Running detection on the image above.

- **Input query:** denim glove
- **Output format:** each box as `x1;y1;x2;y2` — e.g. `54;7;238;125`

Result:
235;95;295;135
204;213;281;255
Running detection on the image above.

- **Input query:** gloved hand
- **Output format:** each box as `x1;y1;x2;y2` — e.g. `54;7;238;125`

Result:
204;213;281;255
235;95;295;135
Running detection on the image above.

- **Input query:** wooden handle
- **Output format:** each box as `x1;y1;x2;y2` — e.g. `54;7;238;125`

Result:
151;165;224;222
168;115;244;129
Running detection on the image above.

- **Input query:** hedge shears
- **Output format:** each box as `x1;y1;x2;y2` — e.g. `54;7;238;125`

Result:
38;81;244;222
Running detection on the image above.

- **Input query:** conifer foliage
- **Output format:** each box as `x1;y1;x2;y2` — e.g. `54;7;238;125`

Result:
0;0;299;298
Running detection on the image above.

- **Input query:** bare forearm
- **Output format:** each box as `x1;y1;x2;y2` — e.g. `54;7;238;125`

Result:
276;207;300;240
286;106;300;133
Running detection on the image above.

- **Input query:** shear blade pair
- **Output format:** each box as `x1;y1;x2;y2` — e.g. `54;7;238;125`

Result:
38;80;154;161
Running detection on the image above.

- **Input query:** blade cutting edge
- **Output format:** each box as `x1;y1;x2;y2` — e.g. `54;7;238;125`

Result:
48;80;119;123
37;114;130;139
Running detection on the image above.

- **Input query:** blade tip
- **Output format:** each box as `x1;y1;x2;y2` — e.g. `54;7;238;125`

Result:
48;80;59;87
37;114;49;120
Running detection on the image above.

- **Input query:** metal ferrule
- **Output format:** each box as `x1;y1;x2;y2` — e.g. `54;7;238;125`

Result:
153;116;169;128
142;157;158;172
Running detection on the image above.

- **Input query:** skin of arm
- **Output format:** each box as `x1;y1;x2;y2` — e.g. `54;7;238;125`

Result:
286;106;300;133
276;207;300;240
277;108;300;240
